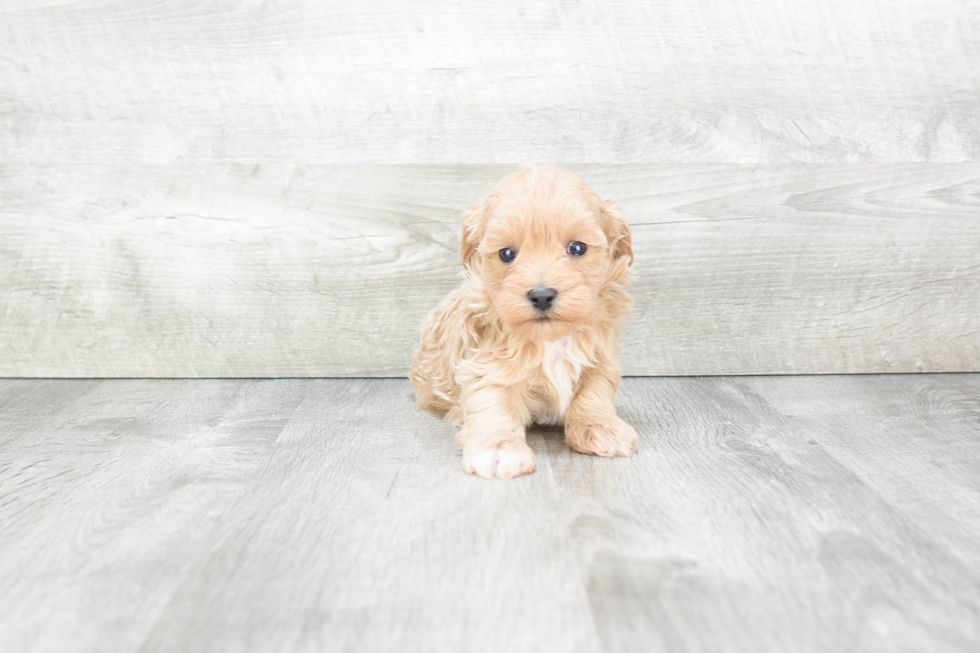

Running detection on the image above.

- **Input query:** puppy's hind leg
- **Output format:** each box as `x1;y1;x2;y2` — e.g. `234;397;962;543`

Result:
458;386;535;479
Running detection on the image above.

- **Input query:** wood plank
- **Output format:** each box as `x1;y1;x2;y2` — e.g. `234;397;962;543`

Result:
557;376;980;652
0;380;102;445
740;374;980;568
2;163;978;377
137;379;601;653
0;379;312;652
1;377;978;651
0;0;978;164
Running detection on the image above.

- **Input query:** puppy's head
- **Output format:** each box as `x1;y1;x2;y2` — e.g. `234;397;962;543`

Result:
460;165;633;340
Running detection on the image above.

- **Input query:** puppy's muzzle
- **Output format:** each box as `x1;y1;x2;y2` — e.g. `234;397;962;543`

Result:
527;286;558;312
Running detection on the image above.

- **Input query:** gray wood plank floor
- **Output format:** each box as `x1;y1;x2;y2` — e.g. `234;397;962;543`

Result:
1;376;978;652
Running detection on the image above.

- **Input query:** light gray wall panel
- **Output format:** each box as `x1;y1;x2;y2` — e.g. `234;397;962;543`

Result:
2;1;979;376
1;0;978;164
1;164;977;377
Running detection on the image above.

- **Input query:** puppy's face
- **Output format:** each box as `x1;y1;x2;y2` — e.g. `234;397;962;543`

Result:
461;167;633;340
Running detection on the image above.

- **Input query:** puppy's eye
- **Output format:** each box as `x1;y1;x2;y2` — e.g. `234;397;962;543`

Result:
499;247;517;263
567;241;587;256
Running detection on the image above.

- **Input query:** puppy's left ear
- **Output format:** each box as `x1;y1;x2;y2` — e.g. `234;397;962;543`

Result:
601;199;633;265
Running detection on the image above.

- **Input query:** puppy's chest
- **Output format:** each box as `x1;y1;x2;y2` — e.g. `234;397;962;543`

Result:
528;335;586;424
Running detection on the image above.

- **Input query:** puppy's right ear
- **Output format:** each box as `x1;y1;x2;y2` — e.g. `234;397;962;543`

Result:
460;202;488;266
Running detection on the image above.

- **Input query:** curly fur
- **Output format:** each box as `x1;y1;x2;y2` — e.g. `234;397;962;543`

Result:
410;165;636;479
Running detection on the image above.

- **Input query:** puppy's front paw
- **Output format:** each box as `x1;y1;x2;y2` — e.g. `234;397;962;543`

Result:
566;416;637;458
462;439;536;479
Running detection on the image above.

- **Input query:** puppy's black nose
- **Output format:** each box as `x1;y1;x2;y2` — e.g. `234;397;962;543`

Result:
527;286;558;311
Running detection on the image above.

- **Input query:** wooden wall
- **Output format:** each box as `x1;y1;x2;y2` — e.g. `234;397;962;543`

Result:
1;1;978;377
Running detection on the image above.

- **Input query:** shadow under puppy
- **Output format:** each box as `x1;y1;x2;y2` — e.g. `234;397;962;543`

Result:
411;165;636;479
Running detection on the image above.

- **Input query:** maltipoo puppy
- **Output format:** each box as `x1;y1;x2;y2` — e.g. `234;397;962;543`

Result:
411;165;636;479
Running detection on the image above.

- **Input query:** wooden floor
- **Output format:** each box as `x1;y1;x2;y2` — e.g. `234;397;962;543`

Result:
1;376;978;652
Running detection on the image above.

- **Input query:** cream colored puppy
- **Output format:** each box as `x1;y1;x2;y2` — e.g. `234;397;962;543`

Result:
411;165;636;479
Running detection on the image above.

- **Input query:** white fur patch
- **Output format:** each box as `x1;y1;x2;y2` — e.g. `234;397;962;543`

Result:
539;335;586;422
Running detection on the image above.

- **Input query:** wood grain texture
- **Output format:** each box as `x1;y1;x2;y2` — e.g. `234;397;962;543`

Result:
0;376;978;652
3;0;980;376
2;163;978;377
0;379;314;652
1;0;979;164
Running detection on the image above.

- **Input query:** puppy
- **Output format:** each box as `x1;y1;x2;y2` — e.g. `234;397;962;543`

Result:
410;165;636;479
